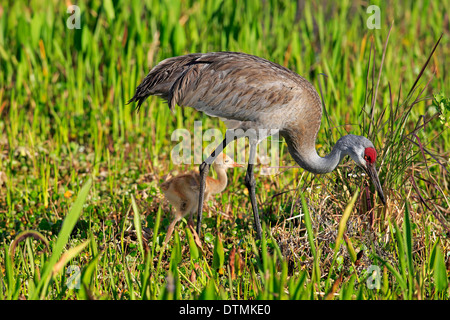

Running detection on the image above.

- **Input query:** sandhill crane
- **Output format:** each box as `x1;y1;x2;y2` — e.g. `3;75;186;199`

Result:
160;153;241;246
129;52;386;240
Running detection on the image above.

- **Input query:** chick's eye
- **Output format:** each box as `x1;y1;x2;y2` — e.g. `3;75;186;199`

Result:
364;155;370;161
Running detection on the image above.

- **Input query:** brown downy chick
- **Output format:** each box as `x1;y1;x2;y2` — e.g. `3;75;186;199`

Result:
160;153;241;246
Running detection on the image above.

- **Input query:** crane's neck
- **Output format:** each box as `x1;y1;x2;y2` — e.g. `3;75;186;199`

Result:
208;165;228;194
283;131;347;174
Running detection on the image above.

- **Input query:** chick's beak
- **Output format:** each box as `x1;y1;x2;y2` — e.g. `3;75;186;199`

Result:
364;162;386;205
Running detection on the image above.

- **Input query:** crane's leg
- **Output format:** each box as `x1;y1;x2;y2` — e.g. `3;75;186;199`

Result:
196;137;231;236
245;141;262;239
196;161;210;236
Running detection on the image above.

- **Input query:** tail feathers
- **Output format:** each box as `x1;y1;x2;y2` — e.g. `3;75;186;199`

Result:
127;70;167;112
127;53;207;112
126;95;148;112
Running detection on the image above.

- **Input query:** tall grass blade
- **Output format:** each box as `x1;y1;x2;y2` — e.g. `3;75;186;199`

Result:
335;188;360;251
131;194;145;257
31;178;92;299
325;188;359;292
299;191;320;283
403;202;414;297
185;227;200;260
52;240;90;275
3;243;20;300
433;245;448;294
79;253;102;299
406;33;443;98
212;233;224;273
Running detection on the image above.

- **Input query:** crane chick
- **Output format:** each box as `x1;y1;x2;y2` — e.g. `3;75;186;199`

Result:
160;153;242;246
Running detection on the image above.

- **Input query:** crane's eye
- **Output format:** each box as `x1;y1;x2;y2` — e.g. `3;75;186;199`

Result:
363;147;377;164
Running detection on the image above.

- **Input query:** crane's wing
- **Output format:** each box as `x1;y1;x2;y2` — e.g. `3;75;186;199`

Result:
128;52;322;129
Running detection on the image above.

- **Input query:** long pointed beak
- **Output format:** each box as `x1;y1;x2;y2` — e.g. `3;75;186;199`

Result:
231;163;244;168
364;163;386;205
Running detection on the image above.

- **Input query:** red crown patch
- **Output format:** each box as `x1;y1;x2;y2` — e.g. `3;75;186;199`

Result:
364;147;377;164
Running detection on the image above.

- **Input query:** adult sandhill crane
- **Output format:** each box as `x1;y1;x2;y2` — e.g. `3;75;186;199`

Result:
160;153;241;246
129;52;386;240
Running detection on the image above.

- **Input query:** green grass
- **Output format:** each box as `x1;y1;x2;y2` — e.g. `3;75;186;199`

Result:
0;0;449;300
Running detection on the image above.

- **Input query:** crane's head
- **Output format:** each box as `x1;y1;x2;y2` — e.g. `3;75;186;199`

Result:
342;135;386;205
213;153;243;169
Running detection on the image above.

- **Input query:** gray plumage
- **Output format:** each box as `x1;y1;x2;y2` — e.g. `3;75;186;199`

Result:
129;51;386;239
129;52;321;164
